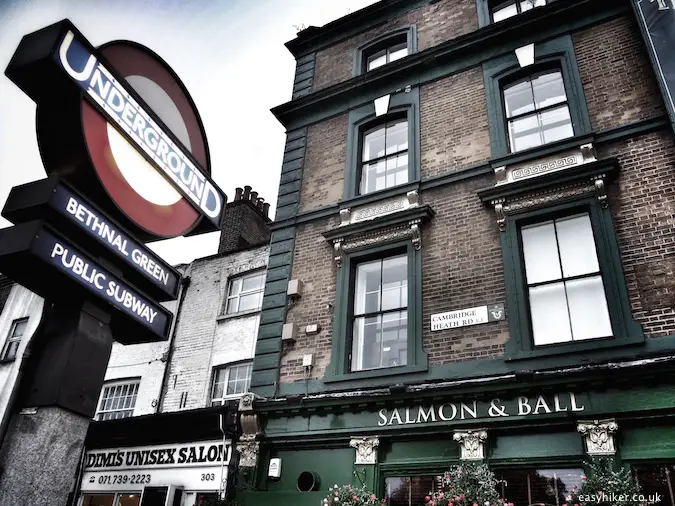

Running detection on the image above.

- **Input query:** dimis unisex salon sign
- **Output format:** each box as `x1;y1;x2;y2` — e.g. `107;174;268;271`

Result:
81;441;232;493
377;392;585;426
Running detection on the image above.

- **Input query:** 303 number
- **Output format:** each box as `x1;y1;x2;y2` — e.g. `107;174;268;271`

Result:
201;473;216;481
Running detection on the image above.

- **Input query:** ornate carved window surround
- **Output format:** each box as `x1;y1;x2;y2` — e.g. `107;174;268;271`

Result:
478;159;644;361
322;205;434;383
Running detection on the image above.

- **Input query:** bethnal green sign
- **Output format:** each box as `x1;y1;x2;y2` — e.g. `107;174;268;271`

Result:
377;392;586;426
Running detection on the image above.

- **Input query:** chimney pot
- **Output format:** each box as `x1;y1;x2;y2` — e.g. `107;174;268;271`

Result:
263;203;270;218
234;187;243;201
243;186;252;200
250;191;258;202
256;198;265;211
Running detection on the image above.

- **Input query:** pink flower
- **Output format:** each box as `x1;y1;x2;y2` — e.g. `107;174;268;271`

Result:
371;495;376;500
460;494;465;500
354;496;358;500
574;503;580;506
581;476;587;481
563;503;568;506
426;497;431;502
508;502;514;506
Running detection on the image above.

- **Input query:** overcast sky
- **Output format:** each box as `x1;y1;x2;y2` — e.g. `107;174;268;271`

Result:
0;0;377;265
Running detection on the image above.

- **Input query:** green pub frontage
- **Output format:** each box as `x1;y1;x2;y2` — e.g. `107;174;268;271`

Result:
237;365;675;506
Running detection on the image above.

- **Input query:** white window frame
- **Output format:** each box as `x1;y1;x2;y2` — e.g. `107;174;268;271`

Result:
224;271;266;315
1;317;28;362
95;379;140;421
210;362;253;405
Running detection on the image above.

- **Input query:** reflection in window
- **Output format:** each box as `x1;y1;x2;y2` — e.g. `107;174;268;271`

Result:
351;254;408;371
521;213;612;346
360;119;409;195
225;271;266;314
211;362;253;405
492;0;549;23
635;464;675;506
386;476;443;506
503;70;573;153
497;468;584;506
95;380;140;421
366;39;409;71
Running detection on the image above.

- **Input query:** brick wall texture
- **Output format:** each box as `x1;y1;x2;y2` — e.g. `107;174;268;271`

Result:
312;0;479;91
420;68;491;176
278;14;675;384
573;16;665;132
218;201;271;255
161;246;269;412
299;114;348;213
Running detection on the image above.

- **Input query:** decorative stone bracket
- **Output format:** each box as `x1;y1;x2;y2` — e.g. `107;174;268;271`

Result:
577;419;618;455
350;436;380;465
453;429;488;460
236;392;264;468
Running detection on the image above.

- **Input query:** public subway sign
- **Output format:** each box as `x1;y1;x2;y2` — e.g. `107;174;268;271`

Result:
81;441;232;493
431;303;505;331
55;29;224;228
632;0;675;136
35;226;171;337
377;392;585;426
2;178;181;301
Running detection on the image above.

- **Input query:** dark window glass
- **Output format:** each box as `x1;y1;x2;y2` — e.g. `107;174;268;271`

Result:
1;317;28;361
635;464;675;506
497;468;583;506
385;476;443;506
521;213;612;346
492;0;548;23
82;495;116;506
360;119;409;194
503;70;573;152
351;254;408;371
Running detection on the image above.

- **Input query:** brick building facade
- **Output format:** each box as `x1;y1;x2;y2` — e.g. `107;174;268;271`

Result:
239;1;675;506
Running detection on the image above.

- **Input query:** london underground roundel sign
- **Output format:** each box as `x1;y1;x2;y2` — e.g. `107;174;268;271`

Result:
6;19;226;242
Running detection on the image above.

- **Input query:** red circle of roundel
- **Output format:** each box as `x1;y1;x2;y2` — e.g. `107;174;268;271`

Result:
81;41;210;239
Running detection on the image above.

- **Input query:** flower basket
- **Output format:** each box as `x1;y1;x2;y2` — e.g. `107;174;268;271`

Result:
321;484;385;506
425;463;510;506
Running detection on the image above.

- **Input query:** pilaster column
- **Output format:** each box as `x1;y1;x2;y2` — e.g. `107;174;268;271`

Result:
350;436;379;465
577;419;618;455
453;429;488;460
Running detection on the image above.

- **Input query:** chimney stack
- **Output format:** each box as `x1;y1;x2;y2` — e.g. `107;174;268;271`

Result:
218;185;272;255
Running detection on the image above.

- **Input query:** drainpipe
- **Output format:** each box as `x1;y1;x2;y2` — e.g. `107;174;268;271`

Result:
0;299;51;450
156;275;191;412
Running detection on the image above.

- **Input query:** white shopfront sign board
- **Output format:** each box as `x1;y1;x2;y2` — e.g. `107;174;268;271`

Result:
80;440;231;493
